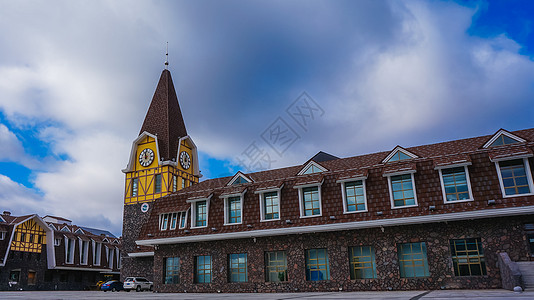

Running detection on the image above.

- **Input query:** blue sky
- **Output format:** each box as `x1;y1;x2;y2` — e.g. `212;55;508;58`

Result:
0;0;533;236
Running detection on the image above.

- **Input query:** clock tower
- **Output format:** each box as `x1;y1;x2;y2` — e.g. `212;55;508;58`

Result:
121;68;200;280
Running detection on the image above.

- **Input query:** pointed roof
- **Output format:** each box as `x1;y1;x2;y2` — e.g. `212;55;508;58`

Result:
139;69;188;161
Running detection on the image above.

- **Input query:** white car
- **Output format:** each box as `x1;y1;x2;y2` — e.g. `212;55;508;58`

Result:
123;277;153;292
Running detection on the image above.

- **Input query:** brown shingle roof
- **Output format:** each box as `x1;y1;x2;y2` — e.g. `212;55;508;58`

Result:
138;127;534;241
139;69;188;160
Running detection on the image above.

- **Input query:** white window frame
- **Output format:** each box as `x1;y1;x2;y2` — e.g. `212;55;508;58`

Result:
255;185;283;222
221;190;247;226
494;157;534;198
106;246;114;269
385;171;418;209
64;237;75;264
337;177;368;214
294;181;323;218
79;238;89;265
94;241;102;266
169;212;179;230
436;164;474;204
179;210;188;229
116;248;121;269
160;213;170;230
188;195;212;229
0;231;6;240
54;238;61;246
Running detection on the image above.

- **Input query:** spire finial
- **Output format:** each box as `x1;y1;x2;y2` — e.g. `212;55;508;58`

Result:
165;42;169;69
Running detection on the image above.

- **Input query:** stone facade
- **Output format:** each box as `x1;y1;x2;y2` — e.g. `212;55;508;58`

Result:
121;203;154;281
153;216;533;293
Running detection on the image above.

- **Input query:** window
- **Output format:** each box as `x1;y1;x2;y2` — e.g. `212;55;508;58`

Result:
302;165;323;174
28;270;36;285
61;226;70;232
439;166;473;202
349;246;377;279
305;248;330;281
170;213;178;230
450;238;487;276
397;242;429;278
342;180;367;213
232;176;249;185
9;270;20;283
390;151;412;162
65;238;75;264
108;247;114;269
54;238;61;246
173;175;178;192
298;186;322;217
116;248;121;269
225;196;242;225
94;242;102;265
193;201;207;228
228;253;247;282
388;174;417;208
195;255;212;283
262;192;280;220
80;240;89;265
265;251;287;282
0;231;6;240
181;178;185;189
179;211;187;229
132;178;138;197
496;158;533;196
160;213;170;230
154;174;162;193
164;257;180;284
489;135;520;147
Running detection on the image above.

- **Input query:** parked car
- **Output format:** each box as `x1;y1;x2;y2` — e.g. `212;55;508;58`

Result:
123;277;153;292
100;280;124;292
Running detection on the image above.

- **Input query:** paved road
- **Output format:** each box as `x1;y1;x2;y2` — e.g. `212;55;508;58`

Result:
0;290;532;299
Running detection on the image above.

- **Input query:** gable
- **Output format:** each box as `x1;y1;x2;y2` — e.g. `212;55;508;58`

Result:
483;129;526;148
61;226;71;232
297;161;328;175
383;146;418;163
227;171;253;186
74;228;84;234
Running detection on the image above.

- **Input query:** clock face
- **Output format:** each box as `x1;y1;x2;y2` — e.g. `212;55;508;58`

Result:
179;151;191;170
139;148;154;167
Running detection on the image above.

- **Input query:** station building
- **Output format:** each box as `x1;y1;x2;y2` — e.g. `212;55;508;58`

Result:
122;68;534;292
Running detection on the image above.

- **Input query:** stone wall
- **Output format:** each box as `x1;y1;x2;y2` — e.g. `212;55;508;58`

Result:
121;202;155;281
153;215;533;293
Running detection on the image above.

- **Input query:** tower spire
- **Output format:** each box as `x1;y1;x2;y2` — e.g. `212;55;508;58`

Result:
165;42;169;69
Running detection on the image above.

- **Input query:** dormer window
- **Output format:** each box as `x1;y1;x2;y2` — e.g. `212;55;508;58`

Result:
74;228;84;234
384;170;418;209
490;135;520;147
294;181;324;218
298;161;327;175
233;177;248;185
228;172;253;186
483;129;526;148
383;146;418;163
255;185;284;222
189;195;212;229
495;158;534;197
337;177;368;213
61;226;70;232
221;190;246;225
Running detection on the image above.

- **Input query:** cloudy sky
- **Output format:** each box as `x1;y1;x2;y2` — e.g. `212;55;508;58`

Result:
0;0;533;236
